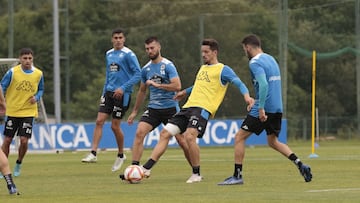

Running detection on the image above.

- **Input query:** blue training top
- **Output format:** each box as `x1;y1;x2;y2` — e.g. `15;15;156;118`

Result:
103;47;141;95
141;57;180;109
248;53;283;117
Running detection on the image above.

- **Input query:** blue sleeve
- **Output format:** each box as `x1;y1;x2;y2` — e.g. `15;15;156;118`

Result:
120;52;141;91
221;66;249;95
167;63;179;80
0;70;13;93
185;86;193;95
250;62;268;109
35;75;44;101
255;73;268;109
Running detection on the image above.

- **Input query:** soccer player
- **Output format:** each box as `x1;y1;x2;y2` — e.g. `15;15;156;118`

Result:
1;48;44;177
0;87;18;194
218;34;312;185
141;38;254;183
127;36;191;167
81;28;141;172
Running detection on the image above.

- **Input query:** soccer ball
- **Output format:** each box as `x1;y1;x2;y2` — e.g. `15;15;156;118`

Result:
123;165;144;184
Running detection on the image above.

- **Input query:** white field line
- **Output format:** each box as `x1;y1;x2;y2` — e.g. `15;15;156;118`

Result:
306;188;360;193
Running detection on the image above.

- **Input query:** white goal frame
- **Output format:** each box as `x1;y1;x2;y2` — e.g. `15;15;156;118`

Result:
0;58;19;65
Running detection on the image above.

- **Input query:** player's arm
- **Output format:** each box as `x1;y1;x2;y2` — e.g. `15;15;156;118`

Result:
254;73;268;110
127;82;147;125
0;69;13;94
33;75;44;102
119;53;141;92
146;63;181;91
254;73;268;121
173;86;192;101
250;62;268;121
147;76;181;92
221;66;254;110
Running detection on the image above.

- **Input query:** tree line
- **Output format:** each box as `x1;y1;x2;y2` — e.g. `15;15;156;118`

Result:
0;0;357;137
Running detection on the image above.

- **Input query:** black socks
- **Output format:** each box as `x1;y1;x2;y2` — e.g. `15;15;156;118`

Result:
192;166;200;175
4;174;14;186
131;161;140;165
288;153;303;168
143;159;156;170
234;164;242;178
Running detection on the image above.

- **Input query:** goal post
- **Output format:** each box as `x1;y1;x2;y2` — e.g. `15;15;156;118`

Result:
0;58;19;64
0;58;54;150
0;58;19;76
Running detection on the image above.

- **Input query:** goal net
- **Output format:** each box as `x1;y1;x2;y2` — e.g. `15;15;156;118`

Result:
0;58;54;150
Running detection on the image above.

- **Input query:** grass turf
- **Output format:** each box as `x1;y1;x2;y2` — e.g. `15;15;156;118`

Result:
1;139;360;202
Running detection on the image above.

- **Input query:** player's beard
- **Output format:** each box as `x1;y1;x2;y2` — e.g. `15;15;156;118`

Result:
246;50;252;60
149;51;160;60
203;56;209;65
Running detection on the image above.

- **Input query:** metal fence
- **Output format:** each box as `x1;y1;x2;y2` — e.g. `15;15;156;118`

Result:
288;116;359;140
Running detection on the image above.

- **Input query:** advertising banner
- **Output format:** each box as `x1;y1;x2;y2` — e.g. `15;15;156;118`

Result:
0;119;287;151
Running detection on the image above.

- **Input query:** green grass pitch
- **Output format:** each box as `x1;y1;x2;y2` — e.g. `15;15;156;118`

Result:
2;140;360;203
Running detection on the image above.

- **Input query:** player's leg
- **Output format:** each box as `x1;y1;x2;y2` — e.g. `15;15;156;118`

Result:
184;108;209;183
174;134;191;166
160;107;191;166
267;134;293;156
1;117;18;157
1;136;13;157
111;118;127;172
267;135;312;182
111;94;130;172
13;117;33;177
234;129;252;164
131;121;153;165
218;115;259;185
92;112;109;151
0;117;16;179
111;118;124;155
0;149;18;194
183;128;204;183
150;126;176;162
217;129;252;185
17;136;29;162
13;136;29;177
131;108;161;165
141;123;181;178
266;113;312;182
82;93;112;163
0;149;11;174
81;112;109;163
141;109;188;178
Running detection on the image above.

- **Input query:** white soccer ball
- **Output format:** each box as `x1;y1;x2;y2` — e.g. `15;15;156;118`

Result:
124;165;144;184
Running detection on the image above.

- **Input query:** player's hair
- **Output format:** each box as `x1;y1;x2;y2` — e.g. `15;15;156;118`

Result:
202;38;219;51
112;28;126;36
19;48;33;56
242;34;261;47
145;36;159;44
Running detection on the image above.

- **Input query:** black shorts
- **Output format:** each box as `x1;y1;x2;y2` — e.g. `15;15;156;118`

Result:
139;107;177;130
168;107;210;138
98;91;131;119
241;113;282;136
3;117;34;138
